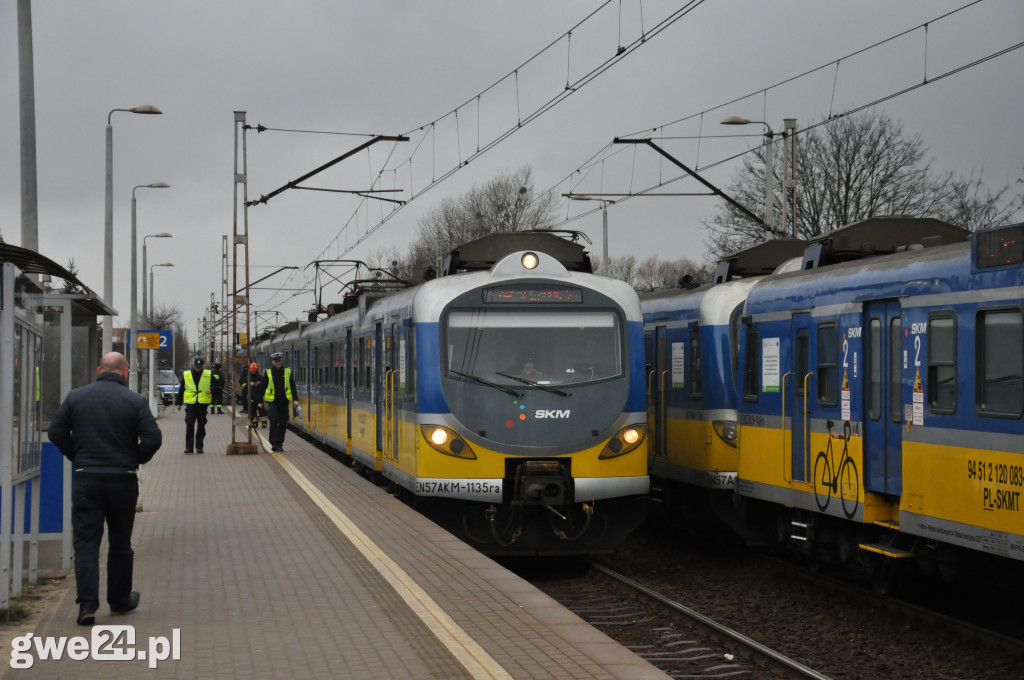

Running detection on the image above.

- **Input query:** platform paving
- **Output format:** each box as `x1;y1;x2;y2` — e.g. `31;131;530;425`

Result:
5;407;669;679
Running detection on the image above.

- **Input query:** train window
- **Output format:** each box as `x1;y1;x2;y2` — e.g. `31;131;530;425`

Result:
334;342;339;386
890;318;902;423
357;339;365;389
795;331;809;397
976;308;1023;418
927;312;957;413
365;337;373;390
729;303;744;393
445;310;622;386
406;326;416;397
689;328;703;398
327;344;334;387
742;326;759;402
868;319;881;420
345;332;352;395
817;322;839;406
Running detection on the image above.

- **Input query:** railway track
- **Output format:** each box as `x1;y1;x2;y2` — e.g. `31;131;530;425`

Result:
527;559;830;679
519;516;1024;680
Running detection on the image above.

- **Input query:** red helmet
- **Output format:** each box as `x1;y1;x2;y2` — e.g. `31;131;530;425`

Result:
249;362;258;371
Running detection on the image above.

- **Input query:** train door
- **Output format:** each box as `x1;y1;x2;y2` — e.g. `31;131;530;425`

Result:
650;326;670;461
374;323;384;454
383;323;399;465
789;313;812;482
864;301;903;495
345;329;353;441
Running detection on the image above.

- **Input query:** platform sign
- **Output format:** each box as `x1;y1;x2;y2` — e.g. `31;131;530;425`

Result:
134;329;174;351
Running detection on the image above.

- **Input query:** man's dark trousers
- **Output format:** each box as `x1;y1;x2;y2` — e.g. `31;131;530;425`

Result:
267;402;289;449
184;404;208;450
71;475;139;611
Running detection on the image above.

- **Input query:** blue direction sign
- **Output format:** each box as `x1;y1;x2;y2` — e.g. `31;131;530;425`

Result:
134;329;174;351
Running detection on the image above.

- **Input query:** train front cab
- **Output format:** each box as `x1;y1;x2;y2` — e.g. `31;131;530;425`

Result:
643;239;805;536
645;286;746;496
394;254;650;555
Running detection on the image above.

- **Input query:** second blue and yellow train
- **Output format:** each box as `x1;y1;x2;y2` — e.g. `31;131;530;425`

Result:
643;217;1023;588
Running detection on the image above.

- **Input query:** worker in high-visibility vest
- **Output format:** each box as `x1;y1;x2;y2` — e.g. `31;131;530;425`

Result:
258;352;298;452
176;357;212;454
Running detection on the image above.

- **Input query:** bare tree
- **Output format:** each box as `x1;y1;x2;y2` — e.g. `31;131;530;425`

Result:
395;166;559;279
602;254;708;292
145;303;189;372
705;111;1024;259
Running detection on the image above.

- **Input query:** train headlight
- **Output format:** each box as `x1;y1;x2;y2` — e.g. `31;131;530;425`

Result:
599;424;647;459
712;420;738;447
521;252;539;269
420;425;477;459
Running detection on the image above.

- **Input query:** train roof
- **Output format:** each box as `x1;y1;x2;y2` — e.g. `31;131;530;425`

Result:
714;238;807;283
747;237;975;313
801;216;968;269
442;231;592;275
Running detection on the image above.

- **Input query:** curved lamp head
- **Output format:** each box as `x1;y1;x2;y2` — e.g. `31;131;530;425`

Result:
131;105;162;115
147;182;170;189
720;115;752;125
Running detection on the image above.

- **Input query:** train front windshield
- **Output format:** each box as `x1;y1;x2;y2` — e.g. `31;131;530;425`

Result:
446;310;622;385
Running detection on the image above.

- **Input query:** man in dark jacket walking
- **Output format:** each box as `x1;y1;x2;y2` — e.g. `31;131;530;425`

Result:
48;352;162;625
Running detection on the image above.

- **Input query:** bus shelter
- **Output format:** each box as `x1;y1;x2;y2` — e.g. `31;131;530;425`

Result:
0;245;112;611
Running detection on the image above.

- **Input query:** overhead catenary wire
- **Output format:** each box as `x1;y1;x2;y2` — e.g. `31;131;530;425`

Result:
250;0;1017;317
252;1;706;313
548;1;1020;230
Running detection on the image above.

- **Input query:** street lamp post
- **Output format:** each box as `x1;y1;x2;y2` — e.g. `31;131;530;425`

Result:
565;196;614;272
130;183;169;392
103;104;162;354
143;232;173;321
142;232;172;407
721;116;775;232
149;262;174;318
148;262;174;416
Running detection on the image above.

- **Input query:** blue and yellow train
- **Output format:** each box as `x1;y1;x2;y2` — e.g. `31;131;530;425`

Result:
254;232;650;555
644;217;1023;587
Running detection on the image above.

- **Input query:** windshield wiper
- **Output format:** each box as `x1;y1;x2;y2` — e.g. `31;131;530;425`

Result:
495;371;570;398
450;370;522;399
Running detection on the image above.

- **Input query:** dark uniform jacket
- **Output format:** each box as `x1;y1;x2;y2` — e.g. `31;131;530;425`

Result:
48;372;162;470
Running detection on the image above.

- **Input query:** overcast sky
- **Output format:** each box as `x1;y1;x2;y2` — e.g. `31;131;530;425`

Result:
2;0;1022;350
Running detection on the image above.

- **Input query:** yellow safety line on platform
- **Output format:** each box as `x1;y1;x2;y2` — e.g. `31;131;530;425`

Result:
272;453;513;680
